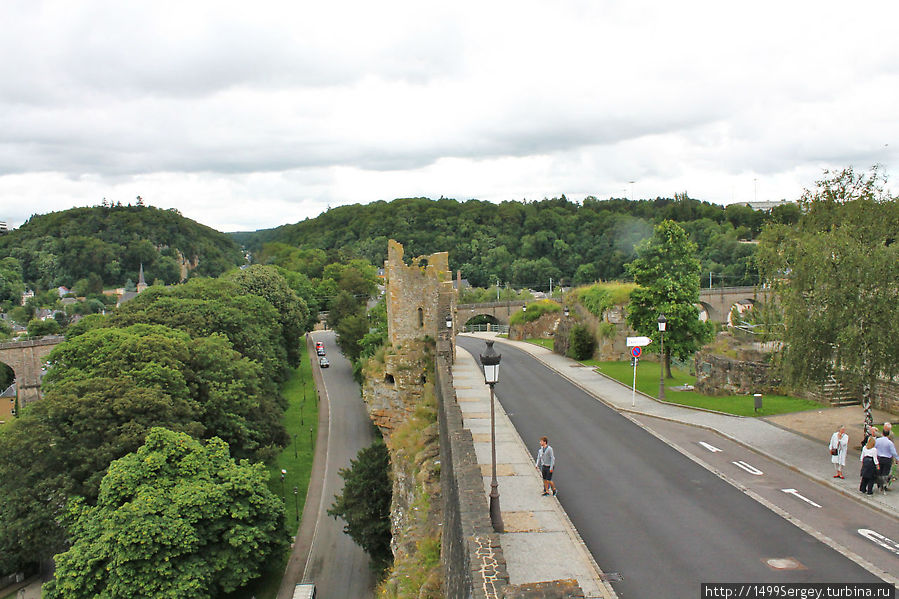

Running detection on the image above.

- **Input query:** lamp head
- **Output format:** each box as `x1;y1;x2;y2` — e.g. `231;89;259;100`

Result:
479;340;502;384
657;313;667;332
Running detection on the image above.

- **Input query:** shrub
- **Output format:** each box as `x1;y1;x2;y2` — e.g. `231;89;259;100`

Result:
576;282;636;318
567;324;596;360
509;300;561;325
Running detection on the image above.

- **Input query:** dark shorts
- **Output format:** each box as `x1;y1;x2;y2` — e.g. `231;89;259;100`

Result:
541;465;553;481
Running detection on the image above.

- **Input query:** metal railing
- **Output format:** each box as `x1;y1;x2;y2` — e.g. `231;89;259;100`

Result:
461;324;509;334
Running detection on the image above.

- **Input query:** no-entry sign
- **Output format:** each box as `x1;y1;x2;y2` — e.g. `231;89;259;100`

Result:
631;346;642;358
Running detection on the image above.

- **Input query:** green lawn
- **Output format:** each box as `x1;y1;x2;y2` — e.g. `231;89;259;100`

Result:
223;337;320;599
585;359;820;417
525;337;554;350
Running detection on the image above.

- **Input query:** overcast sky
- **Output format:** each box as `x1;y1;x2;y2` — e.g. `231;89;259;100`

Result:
2;1;897;232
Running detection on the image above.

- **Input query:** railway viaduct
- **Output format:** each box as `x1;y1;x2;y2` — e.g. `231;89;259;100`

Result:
456;286;764;326
0;336;64;410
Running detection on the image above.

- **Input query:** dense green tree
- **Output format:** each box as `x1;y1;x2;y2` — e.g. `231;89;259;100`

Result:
328;439;392;572
335;313;370;363
225;264;310;366
0;204;242;291
44;323;286;458
44;428;288;599
26;317;61;337
113;278;288;385
235;195;789;291
328;289;363;330
0;257;25;309
626;220;713;377
756;167;899;431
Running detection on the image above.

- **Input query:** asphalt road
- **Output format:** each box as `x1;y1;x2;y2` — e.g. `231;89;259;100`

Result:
632;414;899;582
456;337;884;598
301;331;375;598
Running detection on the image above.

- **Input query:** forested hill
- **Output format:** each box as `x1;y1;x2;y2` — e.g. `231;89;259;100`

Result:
1;205;243;290
234;195;800;289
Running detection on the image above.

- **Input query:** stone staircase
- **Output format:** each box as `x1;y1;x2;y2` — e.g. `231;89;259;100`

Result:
821;375;859;407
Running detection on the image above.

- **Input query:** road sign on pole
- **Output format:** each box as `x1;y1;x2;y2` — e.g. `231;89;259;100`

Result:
626;336;652;347
631;346;642;358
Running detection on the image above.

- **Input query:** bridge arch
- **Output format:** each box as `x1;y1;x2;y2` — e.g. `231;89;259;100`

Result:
0;336;64;413
455;300;527;328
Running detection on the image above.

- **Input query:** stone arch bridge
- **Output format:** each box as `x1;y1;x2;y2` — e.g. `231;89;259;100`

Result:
0;336;64;409
457;286;764;326
455;300;528;327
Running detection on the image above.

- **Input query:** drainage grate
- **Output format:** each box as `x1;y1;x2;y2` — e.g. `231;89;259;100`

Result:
598;572;623;582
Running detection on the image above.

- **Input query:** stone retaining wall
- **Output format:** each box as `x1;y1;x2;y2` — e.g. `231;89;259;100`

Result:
694;352;782;396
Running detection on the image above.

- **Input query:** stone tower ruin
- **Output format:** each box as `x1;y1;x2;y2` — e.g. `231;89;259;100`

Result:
384;239;456;354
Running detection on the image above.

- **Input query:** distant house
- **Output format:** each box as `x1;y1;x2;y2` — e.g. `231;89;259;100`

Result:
0;220;7;234
736;199;795;211
55;286;70;297
21;289;34;305
1;383;15;422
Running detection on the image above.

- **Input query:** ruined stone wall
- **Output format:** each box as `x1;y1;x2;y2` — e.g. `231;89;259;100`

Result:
694;352;782;396
554;304;636;361
872;379;899;414
508;313;560;341
385;239;455;354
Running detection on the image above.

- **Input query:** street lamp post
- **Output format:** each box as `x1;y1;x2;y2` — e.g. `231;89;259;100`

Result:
658;314;667;400
280;468;287;500
479;340;504;533
293;486;299;524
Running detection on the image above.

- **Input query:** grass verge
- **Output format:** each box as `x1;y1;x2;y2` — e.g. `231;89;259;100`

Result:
524;337;554;350
223;336;319;599
585;359;820;417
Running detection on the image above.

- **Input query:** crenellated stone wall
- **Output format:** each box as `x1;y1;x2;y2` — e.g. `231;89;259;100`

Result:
385;239;456;355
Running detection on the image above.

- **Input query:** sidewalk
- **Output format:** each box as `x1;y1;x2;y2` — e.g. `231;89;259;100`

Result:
453;346;615;599
465;332;899;518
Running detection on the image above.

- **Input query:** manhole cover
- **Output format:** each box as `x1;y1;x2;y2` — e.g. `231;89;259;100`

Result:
598;572;623;582
764;557;805;570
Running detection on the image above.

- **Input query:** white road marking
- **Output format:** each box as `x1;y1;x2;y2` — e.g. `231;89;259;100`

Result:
732;460;764;475
781;488;822;508
858;529;899;556
699;441;722;453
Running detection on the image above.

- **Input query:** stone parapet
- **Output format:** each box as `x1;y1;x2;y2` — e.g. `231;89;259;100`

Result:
436;344;510;598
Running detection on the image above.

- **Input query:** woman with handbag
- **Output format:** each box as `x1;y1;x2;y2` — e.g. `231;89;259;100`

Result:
829;425;848;479
860;436;879;495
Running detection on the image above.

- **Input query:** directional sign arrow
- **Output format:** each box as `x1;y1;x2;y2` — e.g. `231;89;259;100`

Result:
699;442;722;453
732;461;763;475
858;529;899;556
781;488;822;508
626;336;652;347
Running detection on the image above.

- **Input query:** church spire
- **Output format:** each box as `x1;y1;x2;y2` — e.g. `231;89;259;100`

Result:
137;263;147;292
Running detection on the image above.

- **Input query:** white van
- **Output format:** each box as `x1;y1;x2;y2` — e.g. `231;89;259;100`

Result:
293;583;316;599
